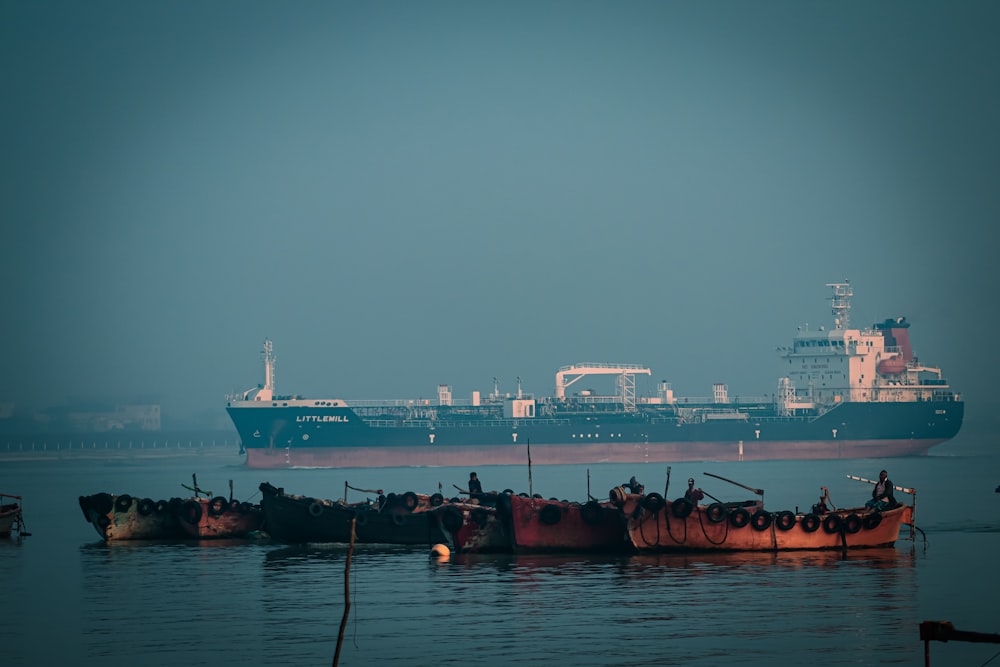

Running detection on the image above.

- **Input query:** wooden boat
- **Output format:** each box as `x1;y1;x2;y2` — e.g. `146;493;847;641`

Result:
173;476;264;539
258;481;452;545
0;493;27;537
175;495;264;539
608;475;915;552
78;493;186;541
494;493;632;552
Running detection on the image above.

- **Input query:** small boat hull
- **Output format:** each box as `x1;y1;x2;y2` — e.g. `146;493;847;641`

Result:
498;494;632;552
613;490;913;552
0;504;19;537
434;501;509;553
175;496;264;539
78;493;186;541
258;482;450;546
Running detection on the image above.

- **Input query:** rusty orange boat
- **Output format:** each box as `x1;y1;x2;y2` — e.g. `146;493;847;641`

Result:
175;495;263;539
495;493;632;552
609;474;915;552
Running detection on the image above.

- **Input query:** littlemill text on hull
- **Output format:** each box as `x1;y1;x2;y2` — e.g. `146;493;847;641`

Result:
227;283;963;470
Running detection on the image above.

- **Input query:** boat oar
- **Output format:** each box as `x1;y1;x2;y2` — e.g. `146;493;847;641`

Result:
702;490;723;504
702;471;764;504
346;482;385;495
845;475;914;495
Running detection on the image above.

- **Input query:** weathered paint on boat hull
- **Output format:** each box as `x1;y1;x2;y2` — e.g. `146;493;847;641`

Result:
78;493;186;541
0;505;19;537
258;482;451;546
436;501;509;553
175;496;263;539
497;494;632;552
614;491;913;552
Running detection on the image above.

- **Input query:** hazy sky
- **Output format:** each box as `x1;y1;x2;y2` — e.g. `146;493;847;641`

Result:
2;1;997;422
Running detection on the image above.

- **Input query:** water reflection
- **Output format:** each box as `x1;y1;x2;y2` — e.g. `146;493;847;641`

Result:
437;545;917;575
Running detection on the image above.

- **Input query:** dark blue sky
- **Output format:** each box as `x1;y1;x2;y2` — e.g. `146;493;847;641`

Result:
2;1;996;422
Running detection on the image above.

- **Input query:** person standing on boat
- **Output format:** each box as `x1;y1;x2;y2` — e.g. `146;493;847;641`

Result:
467;472;483;497
684;478;705;505
865;470;896;510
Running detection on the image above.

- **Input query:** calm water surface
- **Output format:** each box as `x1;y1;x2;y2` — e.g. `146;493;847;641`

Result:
1;434;998;666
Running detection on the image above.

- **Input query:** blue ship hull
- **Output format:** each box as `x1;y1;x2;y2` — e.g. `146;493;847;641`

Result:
228;399;963;469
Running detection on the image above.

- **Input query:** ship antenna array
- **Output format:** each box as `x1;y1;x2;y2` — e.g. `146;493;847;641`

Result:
826;281;852;330
262;338;276;393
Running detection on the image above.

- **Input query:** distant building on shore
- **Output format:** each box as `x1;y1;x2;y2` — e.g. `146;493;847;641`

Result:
0;402;161;433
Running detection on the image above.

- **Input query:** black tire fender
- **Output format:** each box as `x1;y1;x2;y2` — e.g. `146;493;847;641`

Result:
774;510;796;531
822;513;843;534
843;513;863;534
440;506;463;533
539;503;562;525
730;507;750;528
401;492;419;512
642;493;666;513
137;498;155;516
672;498;694;519
706;503;727;524
391;512;407;527
862;512;883;530
581;500;603;525
429;493;444;507
208;496;228;517
183;500;203;524
114;494;133;512
750;510;772;531
308;501;324;517
801;514;821;533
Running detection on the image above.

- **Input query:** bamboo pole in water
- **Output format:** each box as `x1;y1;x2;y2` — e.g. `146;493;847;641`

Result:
333;517;357;667
527;439;533;498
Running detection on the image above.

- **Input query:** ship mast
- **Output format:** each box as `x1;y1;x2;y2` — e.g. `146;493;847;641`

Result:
827;281;852;330
260;339;275;400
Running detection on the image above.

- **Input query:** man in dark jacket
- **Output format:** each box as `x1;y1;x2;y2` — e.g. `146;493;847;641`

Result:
684;478;705;505
865;470;896;510
467;472;483;496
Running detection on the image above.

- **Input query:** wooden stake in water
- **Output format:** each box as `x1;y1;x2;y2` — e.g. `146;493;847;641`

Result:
333;516;357;667
527;439;533;498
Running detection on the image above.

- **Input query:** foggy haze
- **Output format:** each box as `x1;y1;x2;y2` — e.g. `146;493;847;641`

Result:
2;2;996;425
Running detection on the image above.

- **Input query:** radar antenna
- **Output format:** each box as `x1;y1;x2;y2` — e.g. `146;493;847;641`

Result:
827;281;852;330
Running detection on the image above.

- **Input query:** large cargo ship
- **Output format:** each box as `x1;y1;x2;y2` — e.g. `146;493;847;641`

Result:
227;283;963;469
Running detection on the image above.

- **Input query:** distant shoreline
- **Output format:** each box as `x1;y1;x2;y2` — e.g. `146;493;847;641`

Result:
0;431;243;462
0;446;244;463
0;447;246;463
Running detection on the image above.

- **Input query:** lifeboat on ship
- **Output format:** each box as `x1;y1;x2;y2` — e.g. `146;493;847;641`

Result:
877;355;907;375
